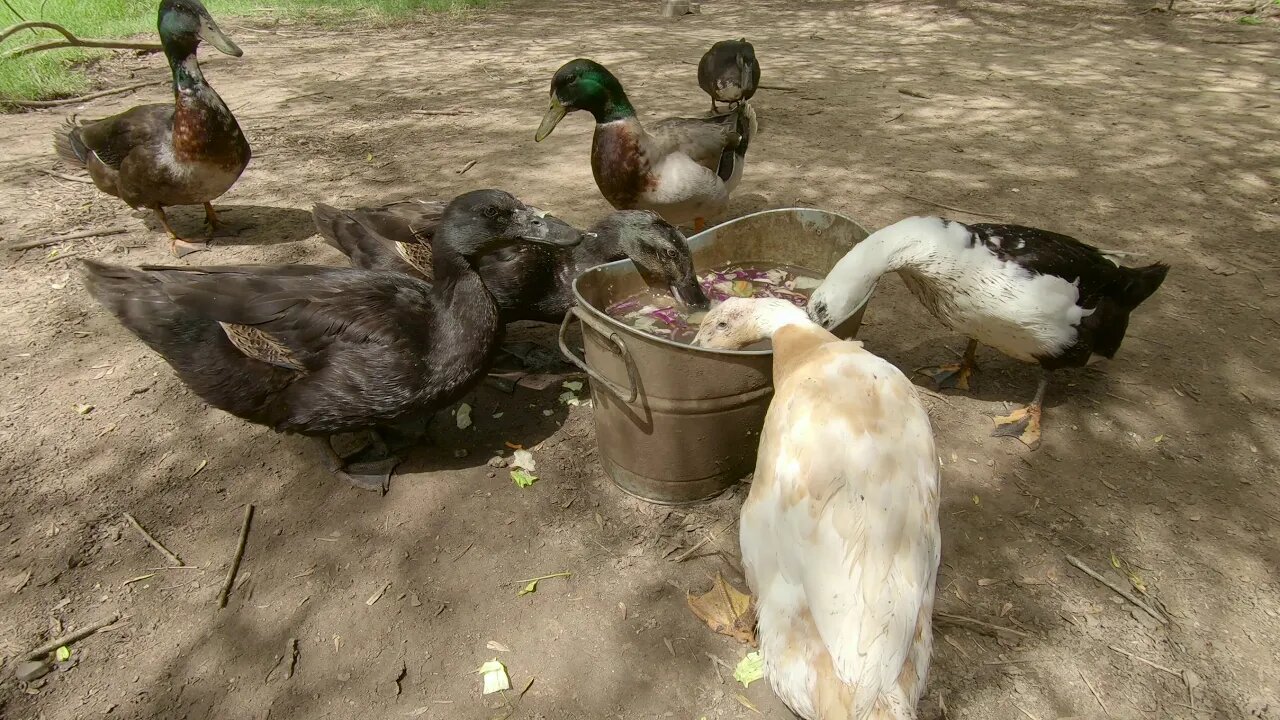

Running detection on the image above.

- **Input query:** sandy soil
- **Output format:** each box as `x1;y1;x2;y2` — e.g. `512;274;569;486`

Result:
1;1;1278;718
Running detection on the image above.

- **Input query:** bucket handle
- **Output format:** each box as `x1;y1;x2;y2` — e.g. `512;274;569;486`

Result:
558;306;639;404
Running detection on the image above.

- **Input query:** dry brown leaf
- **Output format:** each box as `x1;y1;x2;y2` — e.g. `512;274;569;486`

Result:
687;572;756;645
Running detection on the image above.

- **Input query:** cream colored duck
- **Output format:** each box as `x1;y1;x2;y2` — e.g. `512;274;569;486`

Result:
694;298;941;720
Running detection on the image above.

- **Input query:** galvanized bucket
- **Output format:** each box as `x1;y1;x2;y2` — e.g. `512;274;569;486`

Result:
559;208;871;504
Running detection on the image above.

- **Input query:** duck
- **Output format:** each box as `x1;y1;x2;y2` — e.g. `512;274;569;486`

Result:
81;190;581;494
312;201;709;322
53;0;251;257
698;39;760;113
534;58;757;233
807;216;1170;449
693;297;940;720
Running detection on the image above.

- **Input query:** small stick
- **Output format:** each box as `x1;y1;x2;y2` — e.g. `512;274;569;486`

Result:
457;159;477;175
1079;668;1110;717
674;535;713;562
217;504;255;609
898;87;932;99
410;109;470;116
13;79;167;108
1013;703;1040;720
35;168;92;183
933;611;1032;638
878;184;1004;219
884;111;905;123
24;613;119;660
1107;645;1181;677
1;20;163;58
1065;554;1167;625
511;571;571;586
7;226;129;251
123;512;184;567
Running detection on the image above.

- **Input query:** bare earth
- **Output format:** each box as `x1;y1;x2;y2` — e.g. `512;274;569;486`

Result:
1;1;1278;718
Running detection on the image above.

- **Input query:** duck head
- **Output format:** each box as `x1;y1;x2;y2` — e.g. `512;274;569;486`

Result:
159;0;242;58
594;211;709;313
536;59;635;141
693;297;809;350
436;190;582;260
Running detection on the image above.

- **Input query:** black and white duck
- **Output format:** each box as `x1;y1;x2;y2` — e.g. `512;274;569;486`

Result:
698;39;760;114
807;216;1169;449
81;190;581;493
534;58;756;233
53;0;251;257
312;201;709;322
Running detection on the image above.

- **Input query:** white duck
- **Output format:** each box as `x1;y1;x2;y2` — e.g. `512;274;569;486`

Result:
694;298;940;720
807;216;1169;448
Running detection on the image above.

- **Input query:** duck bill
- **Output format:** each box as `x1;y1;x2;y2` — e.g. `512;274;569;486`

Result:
670;276;710;313
199;16;243;57
515;207;582;247
535;98;567;142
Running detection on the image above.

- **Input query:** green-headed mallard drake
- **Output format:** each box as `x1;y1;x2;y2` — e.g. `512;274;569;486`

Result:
54;0;250;257
312;200;708;322
81;190;581;494
807;216;1170;449
534;58;756;233
698;39;760;114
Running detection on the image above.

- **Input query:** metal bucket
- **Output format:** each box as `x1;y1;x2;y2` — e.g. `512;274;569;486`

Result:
559;208;871;504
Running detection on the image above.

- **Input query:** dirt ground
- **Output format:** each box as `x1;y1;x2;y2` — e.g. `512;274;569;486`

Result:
1;0;1278;718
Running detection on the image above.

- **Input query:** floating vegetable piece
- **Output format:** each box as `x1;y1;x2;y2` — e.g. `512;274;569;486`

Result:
477;659;510;695
688;572;756;644
455;403;472;430
511;469;538;488
730;280;755;298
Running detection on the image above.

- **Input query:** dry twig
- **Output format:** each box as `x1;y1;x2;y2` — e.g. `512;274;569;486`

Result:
1079;668;1110;717
123;512;184;567
933;611;1032;638
1107;645;1180;676
878;184;1004;218
7;226;129;251
13;79;167;109
217;504;255;609
35;167;92;183
2;21;162;58
1065;554;1167;625
25;613;119;660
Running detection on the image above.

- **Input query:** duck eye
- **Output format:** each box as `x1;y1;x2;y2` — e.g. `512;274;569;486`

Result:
482;206;499;219
717;321;728;329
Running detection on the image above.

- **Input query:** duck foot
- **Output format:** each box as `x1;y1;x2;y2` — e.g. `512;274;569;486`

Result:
991;405;1042;449
916;339;978;390
168;238;211;258
316;434;400;494
687;572;757;645
916;362;974;391
991;373;1049;450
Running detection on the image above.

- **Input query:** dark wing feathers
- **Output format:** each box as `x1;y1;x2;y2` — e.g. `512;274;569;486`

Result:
647;112;742;173
71;105;173;170
312;201;439;279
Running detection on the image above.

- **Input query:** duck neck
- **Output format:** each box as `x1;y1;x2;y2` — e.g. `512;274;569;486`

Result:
757;306;834;383
590;85;636;124
165;42;207;91
430;240;501;352
823;221;931;303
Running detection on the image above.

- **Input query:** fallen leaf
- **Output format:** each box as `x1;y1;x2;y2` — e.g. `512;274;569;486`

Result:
972;495;980;505
190;459;208;478
1153;434;1164;443
486;640;511;652
511;469;537;488
518;580;538;596
688;573;755;644
455;403;472;430
733;652;764;688
1110;551;1122;569
74;404;94;415
736;694;761;713
977;578;998;587
366;582;390;606
477;659;510;695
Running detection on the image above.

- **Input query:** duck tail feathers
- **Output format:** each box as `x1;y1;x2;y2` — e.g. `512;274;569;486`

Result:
310;202;349;253
1119;262;1169;308
53;116;89;170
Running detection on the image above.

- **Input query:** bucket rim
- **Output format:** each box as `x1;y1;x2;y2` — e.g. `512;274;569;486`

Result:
569;207;870;357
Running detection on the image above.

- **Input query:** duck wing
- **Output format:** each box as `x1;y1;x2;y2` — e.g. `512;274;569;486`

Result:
646;112;743;174
62;105;173;170
311;200;444;279
965;223;1118;287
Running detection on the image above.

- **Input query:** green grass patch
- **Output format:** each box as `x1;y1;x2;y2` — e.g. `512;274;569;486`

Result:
1;0;492;107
